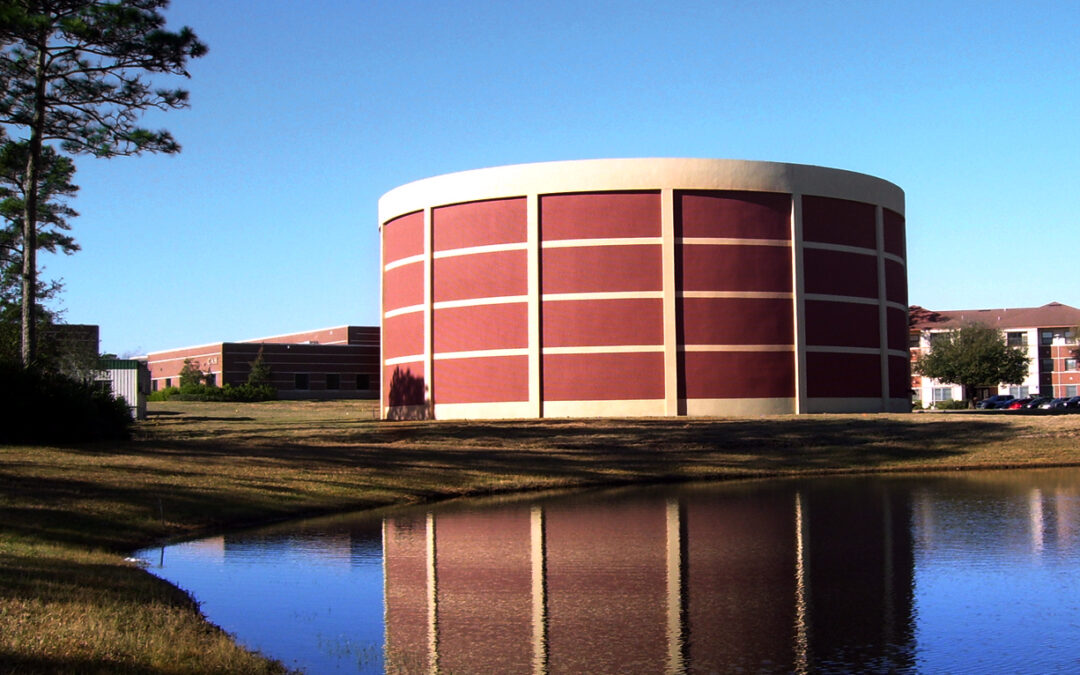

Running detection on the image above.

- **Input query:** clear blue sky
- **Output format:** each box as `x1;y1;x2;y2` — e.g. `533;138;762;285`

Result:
35;0;1080;355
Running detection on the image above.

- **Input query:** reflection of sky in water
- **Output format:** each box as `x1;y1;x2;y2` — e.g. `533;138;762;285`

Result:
138;531;384;673
913;486;1080;674
135;470;1080;674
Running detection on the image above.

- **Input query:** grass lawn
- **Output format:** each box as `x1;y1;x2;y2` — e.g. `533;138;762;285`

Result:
2;400;1080;672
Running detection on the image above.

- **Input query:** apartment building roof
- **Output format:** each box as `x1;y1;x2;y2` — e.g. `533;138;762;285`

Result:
910;302;1080;331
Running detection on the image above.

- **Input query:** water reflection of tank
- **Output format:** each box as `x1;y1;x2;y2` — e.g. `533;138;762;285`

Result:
382;486;915;673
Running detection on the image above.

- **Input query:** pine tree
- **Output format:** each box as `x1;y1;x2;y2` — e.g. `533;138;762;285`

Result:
246;346;272;387
0;139;77;362
0;0;207;365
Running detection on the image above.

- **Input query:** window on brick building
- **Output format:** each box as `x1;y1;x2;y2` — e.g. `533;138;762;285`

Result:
295;374;309;390
1042;329;1073;346
1041;358;1054;372
1067;358;1079;371
1006;332;1027;348
326;374;340;390
356;374;371;390
1066;385;1078;397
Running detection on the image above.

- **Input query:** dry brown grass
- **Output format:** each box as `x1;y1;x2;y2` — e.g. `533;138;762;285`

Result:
3;400;1080;672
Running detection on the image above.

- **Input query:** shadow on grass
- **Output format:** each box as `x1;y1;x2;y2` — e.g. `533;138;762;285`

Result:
0;415;1025;554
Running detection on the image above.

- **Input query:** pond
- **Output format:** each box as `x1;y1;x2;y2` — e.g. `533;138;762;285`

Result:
134;469;1080;673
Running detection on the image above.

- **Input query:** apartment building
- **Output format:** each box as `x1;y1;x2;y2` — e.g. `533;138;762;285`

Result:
910;302;1080;404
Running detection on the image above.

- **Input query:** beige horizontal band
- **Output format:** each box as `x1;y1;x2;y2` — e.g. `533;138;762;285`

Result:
678;291;793;300
379;158;905;225
542;291;664;302
384;304;425;319
432;242;527;259
803;293;879;306
432;295;528;310
384;354;425;366
801;241;877;257
679;237;790;247
804;346;883;355
541;237;662;248
542;345;664;355
384;254;425;272
682;344;795;352
433;348;529;360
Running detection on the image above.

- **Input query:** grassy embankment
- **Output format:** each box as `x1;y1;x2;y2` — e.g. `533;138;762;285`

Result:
3;400;1080;672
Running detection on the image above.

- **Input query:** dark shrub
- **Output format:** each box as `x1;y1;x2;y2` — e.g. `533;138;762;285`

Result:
0;361;132;444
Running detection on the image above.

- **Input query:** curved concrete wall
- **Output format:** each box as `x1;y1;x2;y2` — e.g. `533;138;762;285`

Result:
379;159;908;419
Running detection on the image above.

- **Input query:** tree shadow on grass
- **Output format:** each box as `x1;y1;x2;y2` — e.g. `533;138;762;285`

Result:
0;414;1033;555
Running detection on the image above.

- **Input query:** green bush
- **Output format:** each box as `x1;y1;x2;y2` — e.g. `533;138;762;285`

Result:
934;399;968;410
149;382;276;403
0;361;132;443
148;386;180;402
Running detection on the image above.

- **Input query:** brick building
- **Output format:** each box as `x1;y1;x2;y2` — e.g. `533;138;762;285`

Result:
145;326;379;399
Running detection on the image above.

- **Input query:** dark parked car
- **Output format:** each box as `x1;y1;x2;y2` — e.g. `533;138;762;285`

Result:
976;395;1014;409
1005;398;1033;410
1023;397;1052;409
1041;397;1070;409
1065;396;1080;409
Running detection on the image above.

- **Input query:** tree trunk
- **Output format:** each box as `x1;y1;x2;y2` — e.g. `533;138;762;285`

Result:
20;29;48;367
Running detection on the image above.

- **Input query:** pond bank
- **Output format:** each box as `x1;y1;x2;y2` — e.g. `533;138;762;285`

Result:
3;400;1080;672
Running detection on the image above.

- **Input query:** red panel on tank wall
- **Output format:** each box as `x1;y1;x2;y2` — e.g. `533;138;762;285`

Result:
543;298;663;347
433;197;528;252
889;355;910;398
883;209;905;257
885;259;907;305
680;351;795;399
434;355;528;404
383;312;424;360
383;211;425;263
383;262;424;312
804;300;880;349
806;352;881;398
384;362;426;407
802;249;878;299
678;244;792;293
887;307;908;352
677;190;791;240
433;249;527;302
543;352;664;401
542;245;662;294
540;191;661;240
802;196;877;249
679;297;794;345
433;303;527;354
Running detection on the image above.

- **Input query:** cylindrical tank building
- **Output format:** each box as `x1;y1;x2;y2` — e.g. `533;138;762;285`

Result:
379;158;907;419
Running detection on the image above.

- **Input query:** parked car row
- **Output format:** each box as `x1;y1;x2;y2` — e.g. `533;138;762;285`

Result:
976;394;1080;410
